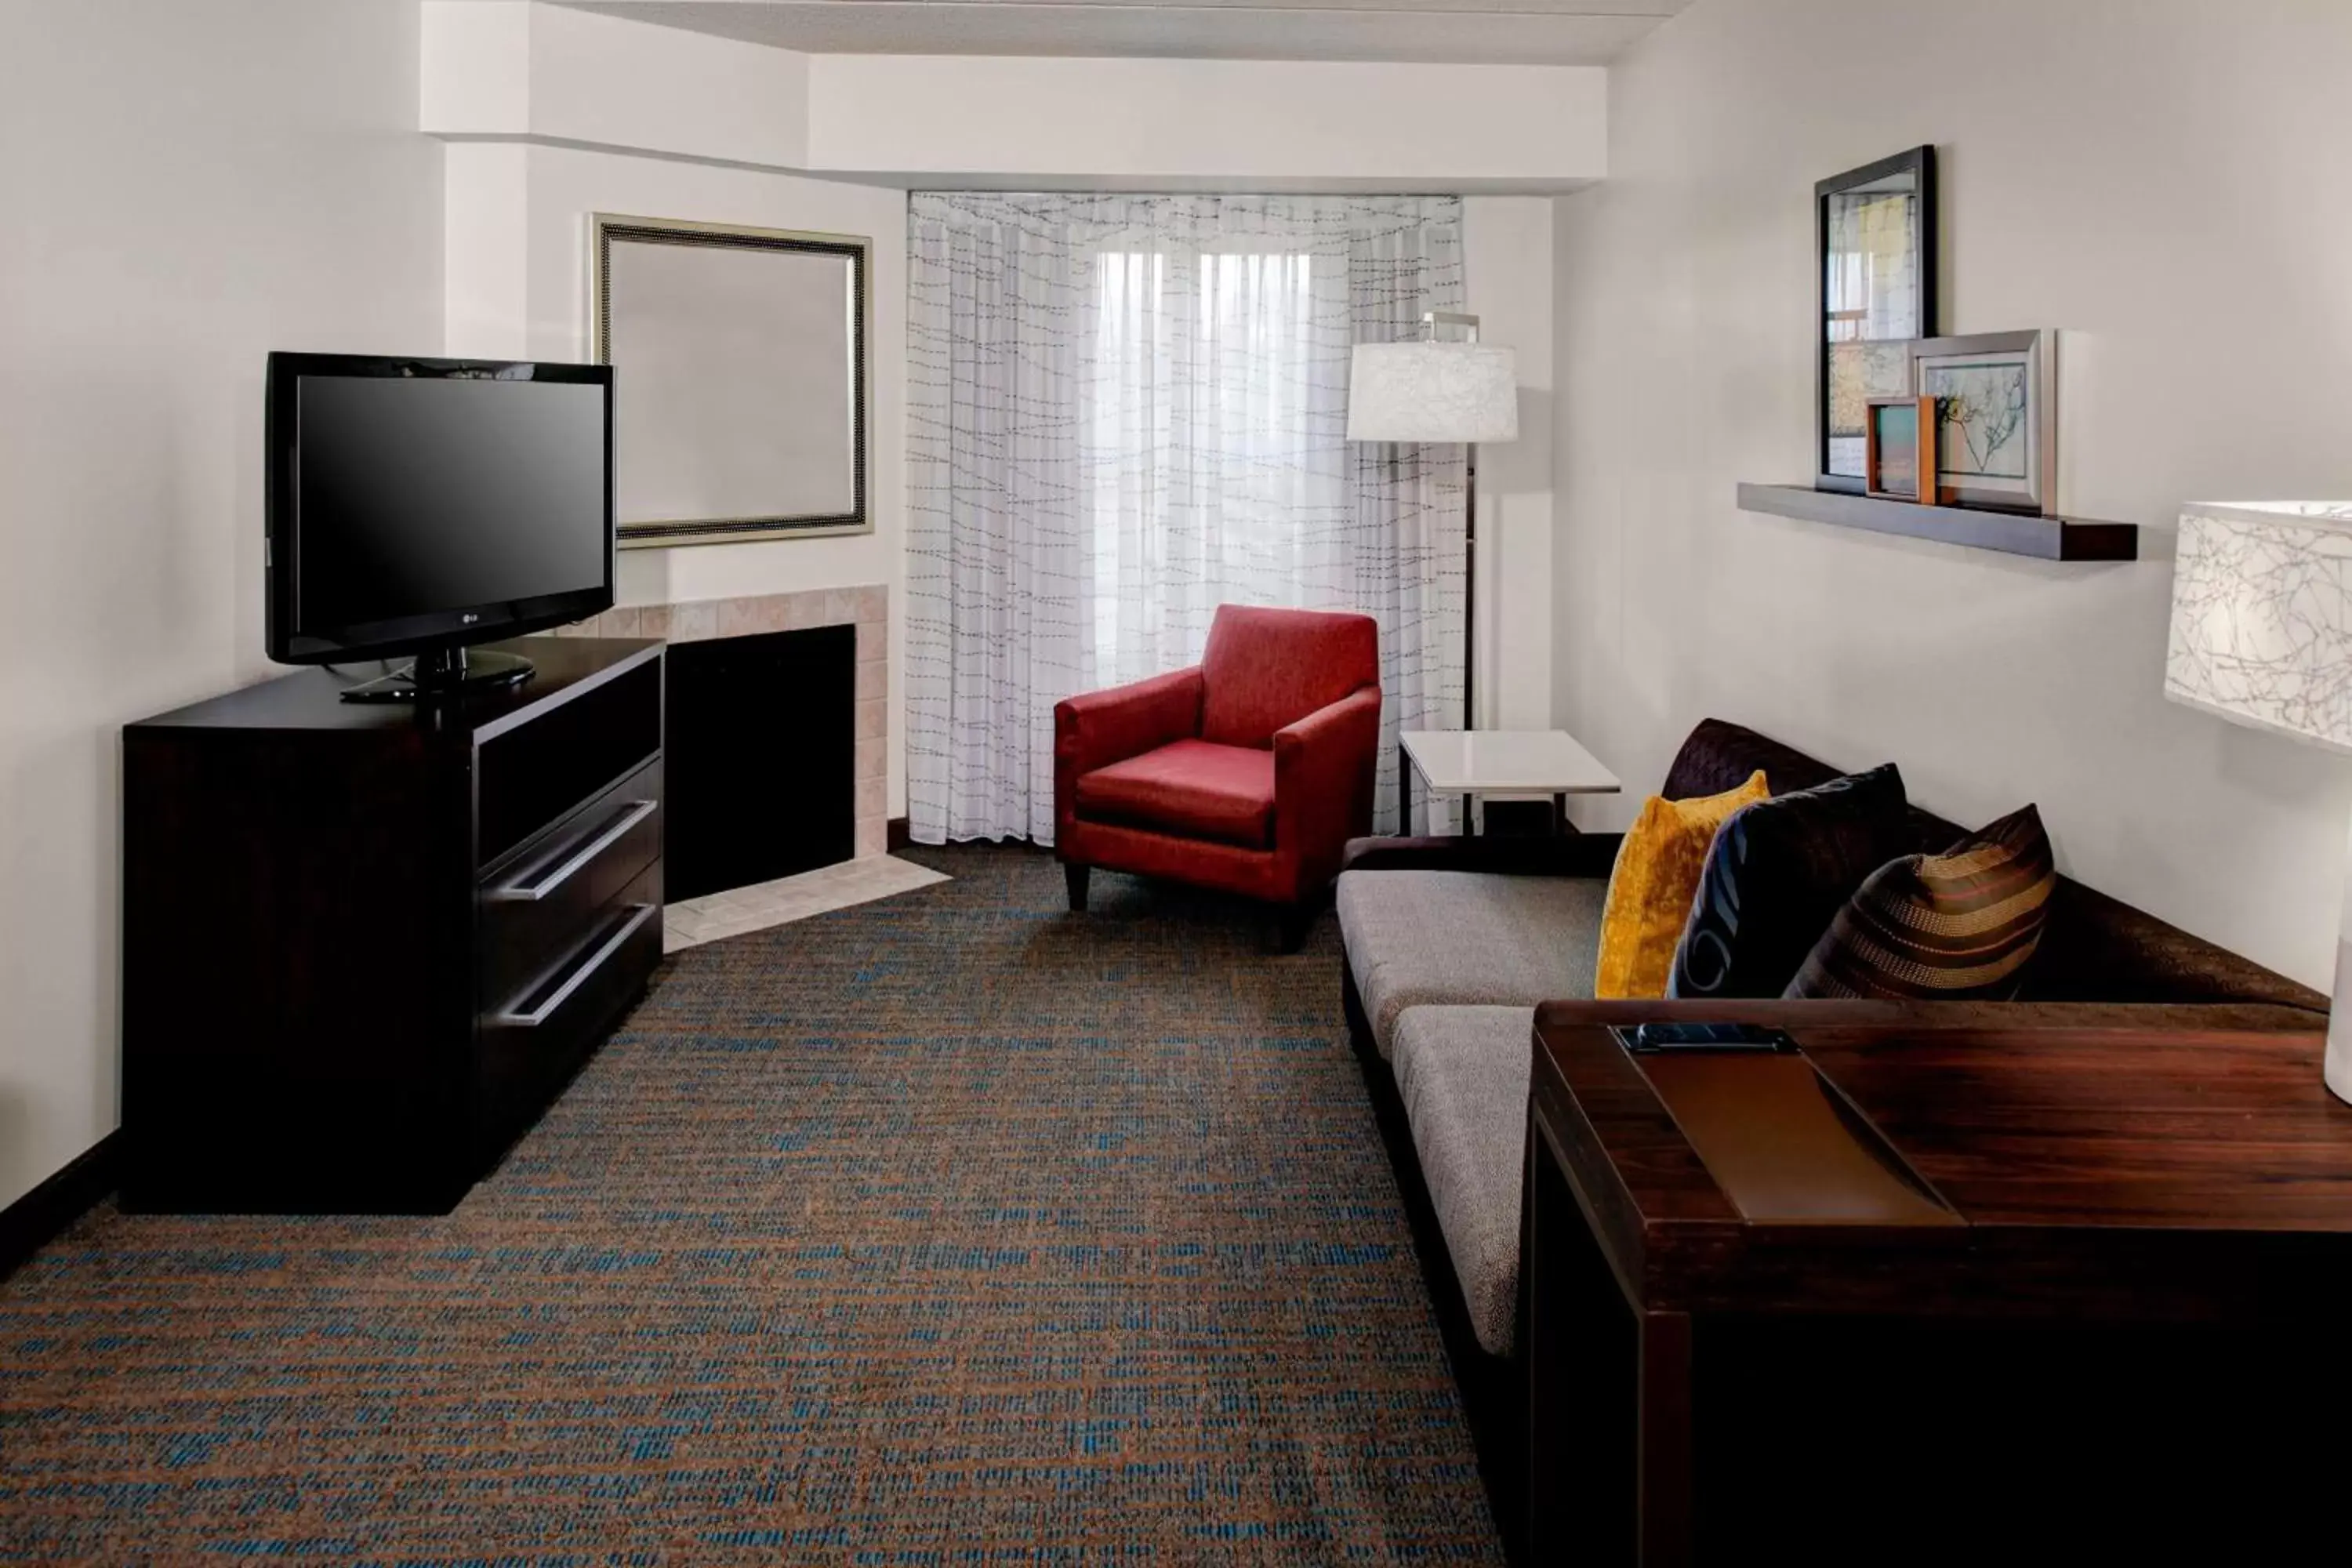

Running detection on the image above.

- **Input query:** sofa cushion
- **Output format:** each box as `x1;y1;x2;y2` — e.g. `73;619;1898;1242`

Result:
1596;770;1769;1000
1669;763;1914;1000
1665;717;1839;804
1338;869;1604;1058
1789;803;2056;1000
2020;877;2327;1011
1664;717;1965;859
1075;739;1276;848
1392;1004;1536;1357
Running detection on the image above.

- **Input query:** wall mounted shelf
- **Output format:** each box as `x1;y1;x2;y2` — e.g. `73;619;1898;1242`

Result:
1736;483;2138;562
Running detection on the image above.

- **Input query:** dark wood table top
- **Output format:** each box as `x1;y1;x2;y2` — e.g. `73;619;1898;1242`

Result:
1529;1008;2352;1323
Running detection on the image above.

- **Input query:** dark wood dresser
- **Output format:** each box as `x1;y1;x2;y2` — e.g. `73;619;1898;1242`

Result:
122;637;664;1214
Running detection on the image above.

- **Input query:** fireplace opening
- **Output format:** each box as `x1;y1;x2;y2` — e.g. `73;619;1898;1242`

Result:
663;623;856;902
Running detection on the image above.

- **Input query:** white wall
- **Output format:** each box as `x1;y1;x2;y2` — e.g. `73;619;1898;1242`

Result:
1552;0;2352;988
1464;197;1554;731
419;4;1607;193
444;142;911;815
0;0;445;1210
807;55;1606;191
423;1;811;168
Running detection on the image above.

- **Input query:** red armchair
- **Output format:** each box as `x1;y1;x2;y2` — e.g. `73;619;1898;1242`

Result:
1054;604;1382;947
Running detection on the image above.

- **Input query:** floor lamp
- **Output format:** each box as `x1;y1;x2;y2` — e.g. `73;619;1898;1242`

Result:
1345;311;1519;729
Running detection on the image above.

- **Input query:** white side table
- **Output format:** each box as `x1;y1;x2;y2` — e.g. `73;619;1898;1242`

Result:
1399;729;1621;836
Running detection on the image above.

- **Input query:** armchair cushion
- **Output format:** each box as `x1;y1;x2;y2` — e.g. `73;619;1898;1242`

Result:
1199;604;1381;748
1074;739;1277;850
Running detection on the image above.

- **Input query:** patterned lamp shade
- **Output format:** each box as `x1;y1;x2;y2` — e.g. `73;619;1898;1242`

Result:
2165;502;2352;753
1345;343;1519;444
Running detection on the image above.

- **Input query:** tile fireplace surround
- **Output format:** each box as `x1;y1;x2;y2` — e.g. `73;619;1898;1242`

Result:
556;584;889;859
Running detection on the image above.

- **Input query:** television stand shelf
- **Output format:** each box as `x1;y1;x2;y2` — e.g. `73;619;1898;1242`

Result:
121;637;666;1214
1736;482;2138;561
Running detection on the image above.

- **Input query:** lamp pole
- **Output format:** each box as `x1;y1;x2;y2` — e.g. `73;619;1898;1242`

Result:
1425;310;1484;731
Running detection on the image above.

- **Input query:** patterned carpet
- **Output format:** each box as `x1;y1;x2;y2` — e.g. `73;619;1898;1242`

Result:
0;844;1500;1564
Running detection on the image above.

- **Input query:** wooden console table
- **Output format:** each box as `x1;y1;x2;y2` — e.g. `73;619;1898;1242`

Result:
1523;1011;2352;1564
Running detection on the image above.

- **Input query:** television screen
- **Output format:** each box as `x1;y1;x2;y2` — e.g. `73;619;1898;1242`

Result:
296;376;607;630
266;354;614;667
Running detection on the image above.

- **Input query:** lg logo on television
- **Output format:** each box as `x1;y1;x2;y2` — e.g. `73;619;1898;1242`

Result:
461;613;480;624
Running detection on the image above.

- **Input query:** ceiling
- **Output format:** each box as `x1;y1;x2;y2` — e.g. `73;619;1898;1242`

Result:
553;0;1690;66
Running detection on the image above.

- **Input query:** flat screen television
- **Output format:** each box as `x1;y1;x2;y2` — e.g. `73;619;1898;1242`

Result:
265;352;615;700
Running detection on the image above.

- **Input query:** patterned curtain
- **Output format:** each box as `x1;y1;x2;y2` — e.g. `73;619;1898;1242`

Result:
906;194;1467;846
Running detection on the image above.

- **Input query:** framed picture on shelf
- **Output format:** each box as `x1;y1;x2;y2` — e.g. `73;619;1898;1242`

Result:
1911;330;2057;515
1865;395;1939;503
1817;145;1936;494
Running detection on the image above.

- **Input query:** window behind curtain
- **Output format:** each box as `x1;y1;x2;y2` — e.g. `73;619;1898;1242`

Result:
1086;248;1330;688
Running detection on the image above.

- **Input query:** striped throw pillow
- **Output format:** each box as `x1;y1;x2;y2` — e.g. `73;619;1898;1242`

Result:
1784;804;2056;1001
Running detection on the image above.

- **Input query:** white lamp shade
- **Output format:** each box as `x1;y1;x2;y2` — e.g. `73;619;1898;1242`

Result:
2165;501;2352;753
1345;342;1519;444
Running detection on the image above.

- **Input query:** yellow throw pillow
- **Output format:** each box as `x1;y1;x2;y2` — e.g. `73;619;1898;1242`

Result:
1594;771;1769;1000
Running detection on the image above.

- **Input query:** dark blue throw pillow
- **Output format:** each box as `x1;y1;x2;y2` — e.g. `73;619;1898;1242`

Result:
1668;763;1913;1000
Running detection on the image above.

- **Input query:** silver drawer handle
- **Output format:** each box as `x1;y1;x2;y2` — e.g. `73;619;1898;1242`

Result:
495;903;657;1028
490;799;657;903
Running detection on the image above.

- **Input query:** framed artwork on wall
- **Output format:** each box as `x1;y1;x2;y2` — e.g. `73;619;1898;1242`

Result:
1911;330;2057;515
1817;145;1936;494
1865;394;1939;502
590;213;870;550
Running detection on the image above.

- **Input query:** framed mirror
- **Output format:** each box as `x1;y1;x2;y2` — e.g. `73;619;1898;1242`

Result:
590;213;869;548
1816;146;1936;494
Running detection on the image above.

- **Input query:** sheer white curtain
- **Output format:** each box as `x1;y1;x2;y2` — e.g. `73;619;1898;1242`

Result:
906;194;1466;845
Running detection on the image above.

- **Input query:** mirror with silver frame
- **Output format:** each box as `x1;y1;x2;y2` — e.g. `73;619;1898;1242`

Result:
590;213;869;548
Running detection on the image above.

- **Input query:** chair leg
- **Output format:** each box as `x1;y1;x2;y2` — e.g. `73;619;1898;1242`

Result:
1063;862;1091;913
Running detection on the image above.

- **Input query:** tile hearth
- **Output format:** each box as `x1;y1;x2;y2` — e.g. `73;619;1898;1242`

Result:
664;855;949;952
559;584;890;859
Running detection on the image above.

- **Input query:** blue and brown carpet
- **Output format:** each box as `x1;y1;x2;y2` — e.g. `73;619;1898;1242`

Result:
0;845;1500;1563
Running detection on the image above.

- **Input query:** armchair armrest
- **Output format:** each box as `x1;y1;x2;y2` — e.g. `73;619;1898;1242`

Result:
1055;667;1203;776
1274;685;1384;893
1054;666;1204;842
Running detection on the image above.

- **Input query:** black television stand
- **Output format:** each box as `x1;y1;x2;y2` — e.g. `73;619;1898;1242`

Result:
340;644;535;703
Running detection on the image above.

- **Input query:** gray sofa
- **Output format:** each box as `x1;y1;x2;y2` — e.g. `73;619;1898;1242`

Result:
1334;717;2328;1544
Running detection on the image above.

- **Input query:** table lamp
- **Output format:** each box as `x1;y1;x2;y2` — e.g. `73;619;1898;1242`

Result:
2165;499;2352;1102
1347;311;1518;729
